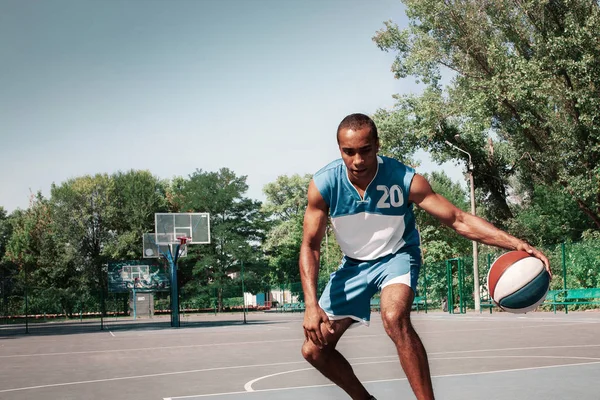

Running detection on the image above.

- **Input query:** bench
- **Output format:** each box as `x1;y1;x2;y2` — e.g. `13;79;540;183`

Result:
482;290;567;314
281;302;305;313
369;297;426;313
370;298;381;312
479;298;494;314
412;296;426;313
544;288;600;313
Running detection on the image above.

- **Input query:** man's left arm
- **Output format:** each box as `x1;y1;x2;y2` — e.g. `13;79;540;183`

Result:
408;174;551;276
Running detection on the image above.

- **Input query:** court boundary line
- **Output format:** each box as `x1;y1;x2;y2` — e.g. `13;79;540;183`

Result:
244;355;600;391
2;343;600;393
1;321;592;359
165;360;600;399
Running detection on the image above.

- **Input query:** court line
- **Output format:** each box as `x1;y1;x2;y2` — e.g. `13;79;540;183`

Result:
165;360;600;399
0;320;590;359
0;360;309;393
113;324;296;337
2;344;599;394
243;355;600;391
0;337;367;359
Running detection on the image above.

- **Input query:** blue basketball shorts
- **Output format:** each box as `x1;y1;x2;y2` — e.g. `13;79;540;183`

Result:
318;246;421;327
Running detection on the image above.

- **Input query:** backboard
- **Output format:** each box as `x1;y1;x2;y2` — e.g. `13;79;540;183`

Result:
143;233;189;259
107;260;170;293
155;213;210;244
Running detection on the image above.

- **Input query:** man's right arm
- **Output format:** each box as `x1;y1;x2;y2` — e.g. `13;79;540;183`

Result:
299;179;333;347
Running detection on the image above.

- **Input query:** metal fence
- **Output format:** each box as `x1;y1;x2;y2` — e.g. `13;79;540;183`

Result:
1;242;596;336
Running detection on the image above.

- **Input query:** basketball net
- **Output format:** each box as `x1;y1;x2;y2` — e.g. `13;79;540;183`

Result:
176;237;190;258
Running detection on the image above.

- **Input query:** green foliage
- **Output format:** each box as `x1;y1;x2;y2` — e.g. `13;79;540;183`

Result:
508;184;594;246
172;168;269;311
564;231;600;289
50;174;116;298
417;171;471;264
106;170;169;260
262;174;310;284
373;0;600;229
4;194;83;316
262;174;312;220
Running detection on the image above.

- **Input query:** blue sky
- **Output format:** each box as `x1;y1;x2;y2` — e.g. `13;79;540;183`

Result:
0;0;463;213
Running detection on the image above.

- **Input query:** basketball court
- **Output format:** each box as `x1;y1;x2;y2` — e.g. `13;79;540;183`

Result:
1;311;599;400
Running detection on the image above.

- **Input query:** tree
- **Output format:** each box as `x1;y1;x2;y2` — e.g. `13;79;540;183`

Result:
4;194;81;316
106;170;169;260
50;174;117;314
508;183;593;246
172;168;268;311
373;0;600;229
416;172;471;265
413;172;473;304
0;207;14;315
262;174;310;285
262;174;342;290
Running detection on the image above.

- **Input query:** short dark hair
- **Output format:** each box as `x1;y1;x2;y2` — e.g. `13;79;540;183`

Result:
336;113;378;143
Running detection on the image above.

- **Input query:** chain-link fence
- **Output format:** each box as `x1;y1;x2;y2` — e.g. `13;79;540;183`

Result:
1;241;598;335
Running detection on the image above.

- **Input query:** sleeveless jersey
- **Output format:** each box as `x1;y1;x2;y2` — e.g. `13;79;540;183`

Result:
313;155;420;260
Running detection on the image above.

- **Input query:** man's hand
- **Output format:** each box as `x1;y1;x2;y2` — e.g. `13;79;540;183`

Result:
515;241;552;278
303;304;334;349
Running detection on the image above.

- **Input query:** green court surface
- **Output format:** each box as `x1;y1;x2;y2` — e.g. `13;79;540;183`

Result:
1;311;599;399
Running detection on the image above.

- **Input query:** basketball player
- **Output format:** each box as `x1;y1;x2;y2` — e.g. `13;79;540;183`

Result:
299;113;551;400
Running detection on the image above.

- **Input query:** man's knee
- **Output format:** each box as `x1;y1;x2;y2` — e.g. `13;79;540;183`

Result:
301;340;330;364
381;306;411;336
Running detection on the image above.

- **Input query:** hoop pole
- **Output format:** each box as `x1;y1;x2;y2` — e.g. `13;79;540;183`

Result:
133;284;137;320
169;246;180;328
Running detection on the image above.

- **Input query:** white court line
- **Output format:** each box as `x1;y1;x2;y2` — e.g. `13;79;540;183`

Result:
0;360;308;393
411;315;600;324
243;355;600;391
1;319;590;359
164;360;600;399
2;344;599;394
115;324;295;337
0;337;368;359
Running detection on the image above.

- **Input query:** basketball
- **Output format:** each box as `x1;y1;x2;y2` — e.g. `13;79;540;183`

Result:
487;251;550;313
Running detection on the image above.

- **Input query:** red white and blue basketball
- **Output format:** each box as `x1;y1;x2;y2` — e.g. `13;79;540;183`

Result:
487;251;550;313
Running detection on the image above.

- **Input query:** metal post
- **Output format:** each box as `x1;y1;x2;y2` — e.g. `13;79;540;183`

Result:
562;241;568;315
423;263;428;314
132;285;137;320
470;170;480;312
213;287;217;316
100;281;104;330
24;278;29;334
445;140;480;312
446;261;453;314
458;259;465;314
241;260;247;324
169;247;180;328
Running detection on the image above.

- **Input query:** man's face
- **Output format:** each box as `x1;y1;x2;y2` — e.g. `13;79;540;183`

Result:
338;126;380;184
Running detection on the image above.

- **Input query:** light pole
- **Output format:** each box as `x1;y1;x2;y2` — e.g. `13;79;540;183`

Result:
444;140;481;312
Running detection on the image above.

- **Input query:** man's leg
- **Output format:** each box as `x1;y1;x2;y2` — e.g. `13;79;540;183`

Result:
301;317;373;400
380;284;434;400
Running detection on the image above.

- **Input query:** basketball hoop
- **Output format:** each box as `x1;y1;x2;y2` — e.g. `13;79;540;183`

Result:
177;236;190;245
176;236;191;259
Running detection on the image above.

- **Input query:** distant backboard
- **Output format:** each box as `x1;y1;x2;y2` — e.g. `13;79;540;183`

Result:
155;213;210;244
108;260;170;292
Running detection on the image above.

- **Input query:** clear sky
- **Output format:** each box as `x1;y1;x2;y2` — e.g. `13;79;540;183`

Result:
0;0;463;213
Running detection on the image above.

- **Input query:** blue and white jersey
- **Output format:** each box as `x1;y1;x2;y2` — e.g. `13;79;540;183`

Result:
313;155;420;260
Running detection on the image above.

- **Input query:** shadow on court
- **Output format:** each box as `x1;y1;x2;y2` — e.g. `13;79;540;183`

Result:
1;312;599;400
0;313;281;337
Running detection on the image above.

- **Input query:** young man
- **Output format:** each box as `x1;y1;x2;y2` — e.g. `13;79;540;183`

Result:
299;113;551;400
